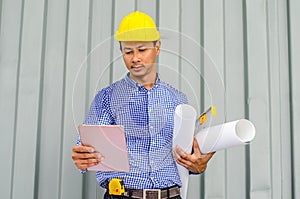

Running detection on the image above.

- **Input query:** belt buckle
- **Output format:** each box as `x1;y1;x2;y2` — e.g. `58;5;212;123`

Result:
143;189;161;199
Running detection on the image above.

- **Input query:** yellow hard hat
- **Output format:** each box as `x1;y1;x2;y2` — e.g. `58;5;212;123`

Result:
115;11;160;41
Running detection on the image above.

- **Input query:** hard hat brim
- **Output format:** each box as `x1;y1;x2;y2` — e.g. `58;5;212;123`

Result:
115;28;160;41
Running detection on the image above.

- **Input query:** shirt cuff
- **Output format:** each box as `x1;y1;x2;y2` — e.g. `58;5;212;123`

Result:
189;170;205;175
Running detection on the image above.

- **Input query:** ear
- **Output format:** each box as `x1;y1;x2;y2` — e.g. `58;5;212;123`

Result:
119;41;122;51
155;40;161;55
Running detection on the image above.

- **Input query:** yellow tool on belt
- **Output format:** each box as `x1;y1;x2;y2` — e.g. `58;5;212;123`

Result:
108;178;125;196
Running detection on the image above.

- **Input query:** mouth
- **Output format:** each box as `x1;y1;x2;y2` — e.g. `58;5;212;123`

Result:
131;65;143;71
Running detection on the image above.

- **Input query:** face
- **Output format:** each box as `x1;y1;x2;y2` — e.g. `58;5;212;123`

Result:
121;41;160;84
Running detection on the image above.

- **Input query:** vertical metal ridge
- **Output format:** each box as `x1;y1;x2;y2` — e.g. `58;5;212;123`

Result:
156;1;160;28
199;0;205;198
85;0;93;116
222;0;227;123
265;1;274;198
222;1;228;199
178;0;182;91
242;1;251;199
82;0;93;197
10;0;25;198
275;1;288;198
134;0;137;11
200;0;205;115
33;0;48;198
286;0;295;198
58;0;70;198
0;0;3;33
109;0;115;84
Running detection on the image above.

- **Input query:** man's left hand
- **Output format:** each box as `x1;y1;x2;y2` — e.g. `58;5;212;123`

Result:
173;137;215;174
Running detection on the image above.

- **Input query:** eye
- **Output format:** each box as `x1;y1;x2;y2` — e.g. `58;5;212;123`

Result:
124;50;133;55
138;48;146;52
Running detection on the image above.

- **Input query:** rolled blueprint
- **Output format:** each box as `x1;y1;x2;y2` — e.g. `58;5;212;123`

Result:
172;104;197;199
195;119;256;154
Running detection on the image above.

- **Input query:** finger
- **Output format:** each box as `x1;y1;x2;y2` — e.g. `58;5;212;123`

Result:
73;145;95;153
173;147;186;163
72;151;104;162
174;145;190;160
198;151;215;165
80;152;103;160
173;148;180;160
76;159;100;170
174;145;183;156
176;156;194;170
76;158;100;165
204;151;215;161
174;147;194;166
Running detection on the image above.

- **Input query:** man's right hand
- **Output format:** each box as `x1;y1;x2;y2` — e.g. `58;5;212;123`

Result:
72;145;104;170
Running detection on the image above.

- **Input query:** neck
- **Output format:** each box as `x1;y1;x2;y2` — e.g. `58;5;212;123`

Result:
129;73;157;90
143;82;155;90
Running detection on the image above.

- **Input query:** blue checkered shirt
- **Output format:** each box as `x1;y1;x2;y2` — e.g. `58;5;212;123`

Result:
78;73;187;189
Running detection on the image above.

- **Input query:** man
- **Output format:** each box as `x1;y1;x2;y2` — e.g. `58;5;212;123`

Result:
72;11;214;199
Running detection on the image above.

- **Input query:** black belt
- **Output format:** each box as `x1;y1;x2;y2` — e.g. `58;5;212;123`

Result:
111;185;180;199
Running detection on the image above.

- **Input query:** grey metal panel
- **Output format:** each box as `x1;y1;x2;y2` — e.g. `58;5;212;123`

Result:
180;0;201;115
180;0;201;197
265;0;284;198
224;0;247;199
136;0;157;22
245;0;272;198
202;1;226;198
0;0;2;32
11;0;45;198
267;0;292;199
0;0;23;198
60;0;90;199
159;0;180;89
289;0;300;198
276;1;293;197
89;0;113;101
36;0;68;199
0;1;299;199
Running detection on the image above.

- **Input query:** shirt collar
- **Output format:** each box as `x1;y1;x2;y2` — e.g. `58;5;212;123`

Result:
125;72;161;89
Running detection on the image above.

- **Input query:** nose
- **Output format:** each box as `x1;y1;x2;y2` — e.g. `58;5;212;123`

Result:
131;50;141;63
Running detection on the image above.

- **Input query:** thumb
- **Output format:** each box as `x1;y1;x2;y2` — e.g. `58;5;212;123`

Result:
192;137;201;156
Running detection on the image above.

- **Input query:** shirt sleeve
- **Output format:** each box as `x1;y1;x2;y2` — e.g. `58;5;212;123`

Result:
84;89;115;125
76;89;115;146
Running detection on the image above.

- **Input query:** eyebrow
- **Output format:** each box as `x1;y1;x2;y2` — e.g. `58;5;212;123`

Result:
123;45;147;50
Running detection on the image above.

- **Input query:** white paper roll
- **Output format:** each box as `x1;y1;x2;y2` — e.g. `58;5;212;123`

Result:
172;104;197;199
195;119;256;154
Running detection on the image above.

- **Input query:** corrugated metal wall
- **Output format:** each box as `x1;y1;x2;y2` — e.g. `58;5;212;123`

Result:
0;0;299;199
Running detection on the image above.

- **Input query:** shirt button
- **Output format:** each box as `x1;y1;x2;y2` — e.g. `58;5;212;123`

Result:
147;91;151;95
149;126;153;129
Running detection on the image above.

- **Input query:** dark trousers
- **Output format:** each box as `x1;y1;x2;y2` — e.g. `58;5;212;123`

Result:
103;191;182;199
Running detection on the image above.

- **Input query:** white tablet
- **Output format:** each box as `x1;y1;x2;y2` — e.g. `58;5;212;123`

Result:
78;124;130;172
